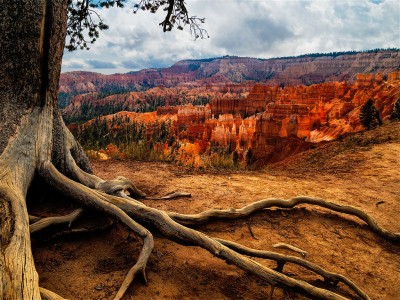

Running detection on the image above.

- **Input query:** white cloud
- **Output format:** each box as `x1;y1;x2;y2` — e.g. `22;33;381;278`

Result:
62;0;400;74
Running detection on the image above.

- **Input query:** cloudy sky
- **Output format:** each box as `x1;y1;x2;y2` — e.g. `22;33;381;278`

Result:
61;0;400;74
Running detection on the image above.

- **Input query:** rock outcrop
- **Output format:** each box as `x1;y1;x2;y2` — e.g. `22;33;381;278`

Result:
70;71;400;167
248;72;400;162
210;84;267;117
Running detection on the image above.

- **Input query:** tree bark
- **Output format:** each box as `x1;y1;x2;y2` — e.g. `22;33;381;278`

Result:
0;1;68;299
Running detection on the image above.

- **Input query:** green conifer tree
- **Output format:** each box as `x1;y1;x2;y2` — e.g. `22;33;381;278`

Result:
233;150;239;167
245;148;253;165
391;99;400;120
359;99;379;130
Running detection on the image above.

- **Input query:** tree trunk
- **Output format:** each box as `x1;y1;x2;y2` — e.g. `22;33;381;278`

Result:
0;2;398;300
0;1;68;299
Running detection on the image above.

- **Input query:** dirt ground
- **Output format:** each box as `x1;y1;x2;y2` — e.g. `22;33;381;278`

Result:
32;126;400;300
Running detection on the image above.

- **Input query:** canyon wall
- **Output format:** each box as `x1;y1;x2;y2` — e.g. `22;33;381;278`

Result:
249;72;400;161
180;71;399;165
72;71;400;167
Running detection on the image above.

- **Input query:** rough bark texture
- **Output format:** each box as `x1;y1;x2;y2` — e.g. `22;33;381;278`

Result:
0;1;68;299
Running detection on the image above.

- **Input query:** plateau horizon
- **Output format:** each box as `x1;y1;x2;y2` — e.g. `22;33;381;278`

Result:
61;0;400;74
62;48;400;75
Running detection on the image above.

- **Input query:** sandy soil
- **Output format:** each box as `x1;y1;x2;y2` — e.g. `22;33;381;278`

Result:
31;127;400;300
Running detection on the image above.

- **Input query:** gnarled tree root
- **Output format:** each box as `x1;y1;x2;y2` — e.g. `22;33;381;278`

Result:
59;120;189;202
36;161;396;300
39;161;153;300
60;120;146;199
29;209;116;241
145;191;192;200
215;238;369;300
30;208;83;233
31;124;399;300
29;215;42;223
272;243;308;257
167;197;400;242
39;287;68;300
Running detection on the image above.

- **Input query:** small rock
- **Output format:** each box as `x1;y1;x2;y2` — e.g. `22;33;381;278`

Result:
95;283;104;291
156;250;164;259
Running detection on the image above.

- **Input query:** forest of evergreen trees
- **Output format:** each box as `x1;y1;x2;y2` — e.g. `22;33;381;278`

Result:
77;115;174;161
63;94;211;124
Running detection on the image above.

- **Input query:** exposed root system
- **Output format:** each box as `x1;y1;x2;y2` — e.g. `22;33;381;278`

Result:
31;156;399;300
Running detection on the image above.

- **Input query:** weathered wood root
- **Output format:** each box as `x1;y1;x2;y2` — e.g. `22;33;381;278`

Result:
215;238;369;300
40;161;368;300
113;220;153;300
167;197;400;242
31;214;115;240
146;191;192;200
40;162;153;300
63;133;188;201
272;243;308;257
44;221;115;240
0;186;41;299
268;285;276;300
30;208;83;233
62;122;187;202
97;176;146;199
247;222;258;240
61;120;146;199
29;215;42;223
39;287;68;300
37;128;398;299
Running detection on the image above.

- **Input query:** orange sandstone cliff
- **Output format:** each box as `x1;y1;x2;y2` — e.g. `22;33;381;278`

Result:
73;71;400;167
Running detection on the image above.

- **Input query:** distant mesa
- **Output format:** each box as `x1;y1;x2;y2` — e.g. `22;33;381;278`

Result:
60;49;400;95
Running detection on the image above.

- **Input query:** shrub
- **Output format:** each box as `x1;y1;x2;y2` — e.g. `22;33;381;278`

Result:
104;143;124;160
121;141;168;162
204;152;234;169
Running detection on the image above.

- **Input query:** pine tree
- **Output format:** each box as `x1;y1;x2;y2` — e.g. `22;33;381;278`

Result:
233;150;239;166
391;99;400;120
245;148;253;165
359;99;380;130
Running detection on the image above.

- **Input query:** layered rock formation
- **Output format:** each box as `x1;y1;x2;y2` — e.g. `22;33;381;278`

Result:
62;84;249;124
210;84;267;117
60;50;400;99
249;72;400;161
71;71;400;167
175;105;212;126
